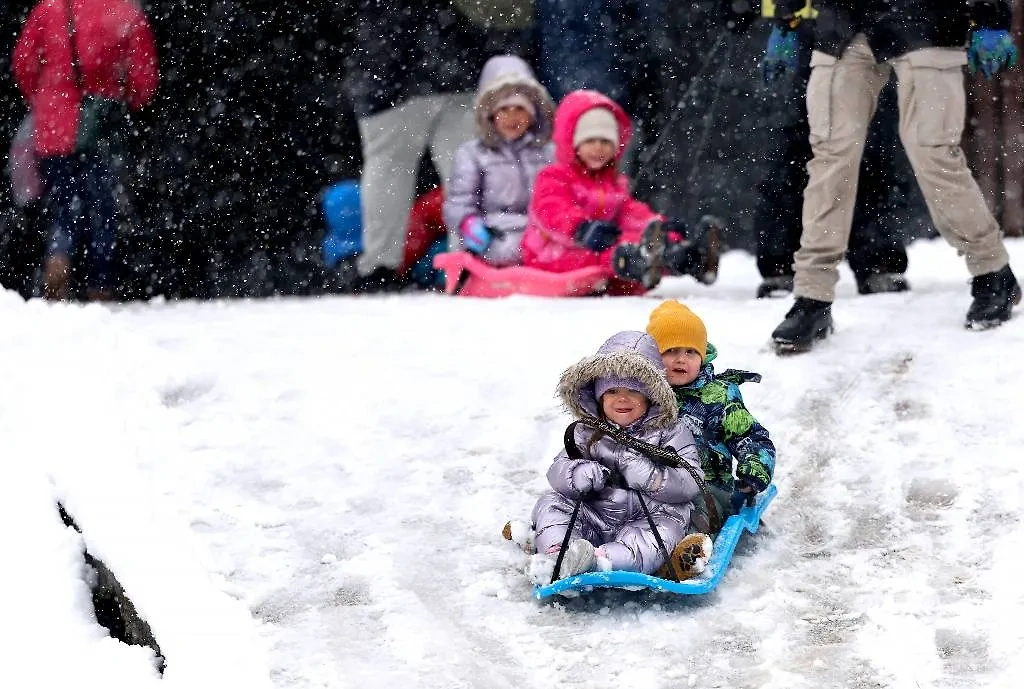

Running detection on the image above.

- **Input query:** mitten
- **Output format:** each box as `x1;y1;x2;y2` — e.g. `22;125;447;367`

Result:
968;28;1019;79
460;216;493;255
574;220;622;252
735;458;770;495
761;26;800;86
571;461;607;494
730;478;758;514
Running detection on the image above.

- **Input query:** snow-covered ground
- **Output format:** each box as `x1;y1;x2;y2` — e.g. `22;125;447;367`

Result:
3;238;1023;689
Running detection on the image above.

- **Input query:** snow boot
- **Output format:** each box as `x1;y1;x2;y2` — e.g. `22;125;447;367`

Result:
756;274;794;299
965;265;1021;329
655;533;713;581
771;297;833;354
857;272;910;295
501;520;536;554
663;215;721;285
526;538;595;586
43;254;71;301
612;220;665;289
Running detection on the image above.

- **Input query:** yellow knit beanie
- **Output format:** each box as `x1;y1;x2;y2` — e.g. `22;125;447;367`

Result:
646;300;708;359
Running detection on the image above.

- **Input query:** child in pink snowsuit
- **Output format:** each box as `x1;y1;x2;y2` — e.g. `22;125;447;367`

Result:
526;331;714;586
522;90;710;293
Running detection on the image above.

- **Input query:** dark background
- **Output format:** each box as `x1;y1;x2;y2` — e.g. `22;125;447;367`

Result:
0;1;929;300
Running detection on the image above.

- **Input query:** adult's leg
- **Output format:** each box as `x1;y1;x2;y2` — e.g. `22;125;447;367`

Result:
356;95;447;276
38;156;87;300
891;48;1009;276
82;157;120;298
848;75;909;286
793;36;889;302
756;126;810;279
756;32;813;281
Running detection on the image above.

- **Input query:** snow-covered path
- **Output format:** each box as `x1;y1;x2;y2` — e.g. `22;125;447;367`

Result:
4;239;1023;689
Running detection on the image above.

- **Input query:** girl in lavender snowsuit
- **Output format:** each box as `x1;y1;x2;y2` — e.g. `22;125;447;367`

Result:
527;331;714;586
442;55;555;267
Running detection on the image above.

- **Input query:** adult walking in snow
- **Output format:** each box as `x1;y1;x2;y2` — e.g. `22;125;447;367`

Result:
12;0;159;301
342;1;531;292
748;0;912;299
765;0;1021;352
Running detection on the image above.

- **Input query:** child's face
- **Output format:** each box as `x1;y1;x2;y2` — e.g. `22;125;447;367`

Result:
661;347;703;386
576;138;616;171
600;387;649;427
493;105;533;142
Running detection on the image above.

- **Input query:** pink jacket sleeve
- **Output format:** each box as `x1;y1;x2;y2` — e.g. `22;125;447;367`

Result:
613;176;663;236
528;165;590;249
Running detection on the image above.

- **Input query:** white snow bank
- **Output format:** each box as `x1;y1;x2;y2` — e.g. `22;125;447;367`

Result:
0;294;272;689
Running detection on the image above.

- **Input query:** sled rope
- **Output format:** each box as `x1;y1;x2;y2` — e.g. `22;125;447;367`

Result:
566;417;723;533
635;490;676;581
550;495;584;584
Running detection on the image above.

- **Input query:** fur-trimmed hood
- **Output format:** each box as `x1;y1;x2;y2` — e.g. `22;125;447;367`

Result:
474;55;555;149
556;331;678;429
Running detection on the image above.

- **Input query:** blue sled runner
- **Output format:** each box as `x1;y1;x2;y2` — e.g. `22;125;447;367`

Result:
533;484;777;600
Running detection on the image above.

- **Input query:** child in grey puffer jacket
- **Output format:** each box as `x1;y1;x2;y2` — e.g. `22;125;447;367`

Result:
443;54;555;266
526;331;714;587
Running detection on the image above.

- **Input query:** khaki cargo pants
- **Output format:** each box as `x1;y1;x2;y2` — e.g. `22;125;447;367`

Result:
794;34;1010;302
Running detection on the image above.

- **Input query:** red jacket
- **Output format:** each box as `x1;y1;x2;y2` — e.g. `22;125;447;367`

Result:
12;0;159;158
522;90;661;271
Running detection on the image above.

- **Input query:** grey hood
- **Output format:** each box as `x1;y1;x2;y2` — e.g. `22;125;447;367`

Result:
474;55;555;149
556;331;678;430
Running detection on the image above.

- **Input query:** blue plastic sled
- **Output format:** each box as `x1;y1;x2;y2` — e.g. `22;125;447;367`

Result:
533;484;777;600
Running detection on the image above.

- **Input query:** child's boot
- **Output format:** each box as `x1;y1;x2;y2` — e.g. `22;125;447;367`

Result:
526;538;595;586
501;519;536;554
655;533;713;581
663;215;721;285
612;221;666;289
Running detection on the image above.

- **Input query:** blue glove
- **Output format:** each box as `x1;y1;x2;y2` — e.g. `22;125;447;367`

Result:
460;216;493;255
968;28;1019;79
574;220;621;252
761;26;800;86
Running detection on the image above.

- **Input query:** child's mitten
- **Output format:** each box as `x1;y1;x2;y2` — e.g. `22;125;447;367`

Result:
571;461;607;494
460;216;494;255
574;220;621;252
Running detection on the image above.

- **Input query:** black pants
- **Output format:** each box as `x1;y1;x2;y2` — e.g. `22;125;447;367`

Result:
755;52;908;283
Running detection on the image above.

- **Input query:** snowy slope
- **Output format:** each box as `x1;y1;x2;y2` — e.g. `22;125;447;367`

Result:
2;238;1023;689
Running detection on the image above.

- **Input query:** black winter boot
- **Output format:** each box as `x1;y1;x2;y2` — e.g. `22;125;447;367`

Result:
771;297;834;353
965;265;1021;329
663;215;721;285
612;221;665;289
857;272;910;295
756;275;794;299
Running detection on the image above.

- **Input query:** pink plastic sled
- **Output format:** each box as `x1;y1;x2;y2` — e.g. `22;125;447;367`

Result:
433;252;609;298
